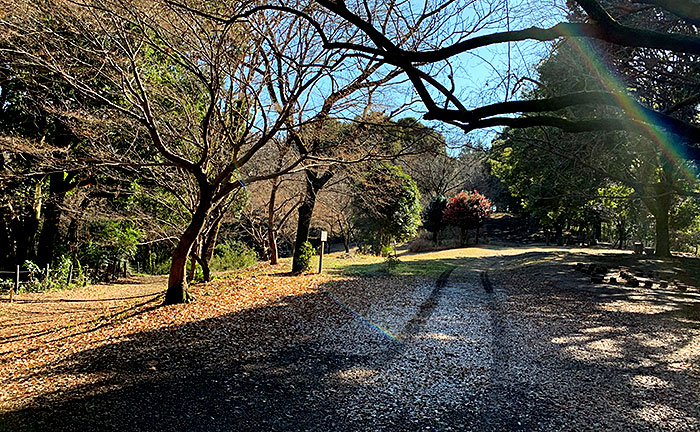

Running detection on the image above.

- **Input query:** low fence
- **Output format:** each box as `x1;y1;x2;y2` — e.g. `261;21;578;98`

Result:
0;266;30;303
0;264;52;303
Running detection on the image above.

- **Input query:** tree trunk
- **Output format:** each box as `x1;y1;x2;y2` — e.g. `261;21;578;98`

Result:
268;181;280;265
36;172;71;266
555;224;563;246
643;177;673;258
654;206;671;257
337;215;351;252
36;198;62;266
617;218;626;249
187;251;197;282
268;228;279;265
292;196;314;272
459;227;466;246
292;170;333;273
200;222;220;282
475;226;480;245
165;195;212;305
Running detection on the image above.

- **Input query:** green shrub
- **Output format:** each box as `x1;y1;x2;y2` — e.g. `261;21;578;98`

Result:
0;279;13;294
383;254;401;269
21;256;87;293
380;245;395;257
295;241;315;273
79;220;141;280
211;241;257;271
151;258;172;275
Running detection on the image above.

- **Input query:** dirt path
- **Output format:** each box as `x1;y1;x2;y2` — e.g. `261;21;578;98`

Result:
1;247;699;431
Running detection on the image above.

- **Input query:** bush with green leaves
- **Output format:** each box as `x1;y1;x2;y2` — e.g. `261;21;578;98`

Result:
422;195;448;243
0;279;14;294
352;163;421;255
382;254;401;272
21;255;87;293
211;241;258;271
295;241;315;273
79;220;141;280
380;245;395;257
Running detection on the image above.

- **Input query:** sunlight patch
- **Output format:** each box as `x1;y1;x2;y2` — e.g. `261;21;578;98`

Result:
635;402;695;427
664;335;700;364
633;333;678;349
580;326;623;334
335;367;378;383
551;335;591;344
424;332;461;341
629;374;671;389
599;301;676;315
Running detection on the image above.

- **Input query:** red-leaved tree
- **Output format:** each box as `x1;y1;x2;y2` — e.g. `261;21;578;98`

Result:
443;191;492;246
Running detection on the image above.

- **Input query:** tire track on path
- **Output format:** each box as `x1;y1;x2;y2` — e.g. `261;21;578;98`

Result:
397;266;456;342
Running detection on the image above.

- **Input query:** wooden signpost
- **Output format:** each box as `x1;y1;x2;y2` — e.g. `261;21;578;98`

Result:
319;230;328;273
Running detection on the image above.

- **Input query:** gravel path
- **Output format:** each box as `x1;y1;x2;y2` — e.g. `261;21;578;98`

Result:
2;250;699;431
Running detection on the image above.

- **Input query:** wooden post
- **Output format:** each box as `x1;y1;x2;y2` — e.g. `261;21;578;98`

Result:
45;263;50;280
11;265;19;303
68;264;73;285
319;230;327;274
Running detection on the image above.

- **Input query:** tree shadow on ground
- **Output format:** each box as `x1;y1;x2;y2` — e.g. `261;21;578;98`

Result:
491;251;700;429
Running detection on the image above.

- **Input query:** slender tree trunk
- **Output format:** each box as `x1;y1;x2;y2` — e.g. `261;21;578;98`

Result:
475;226;480;245
146;243;153;274
617;218;626;249
337;216;351;252
187;250;197;282
268;228;279;265
201;222;220;282
165;195;212;305
268;181;280;265
459;227;466;246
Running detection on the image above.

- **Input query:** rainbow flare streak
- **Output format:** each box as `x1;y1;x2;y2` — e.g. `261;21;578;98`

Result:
555;26;699;187
323;289;403;343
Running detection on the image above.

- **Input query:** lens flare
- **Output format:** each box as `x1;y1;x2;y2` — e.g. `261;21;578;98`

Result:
323;289;402;343
555;28;698;186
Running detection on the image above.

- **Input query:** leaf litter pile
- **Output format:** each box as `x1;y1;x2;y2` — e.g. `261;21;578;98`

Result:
0;268;329;409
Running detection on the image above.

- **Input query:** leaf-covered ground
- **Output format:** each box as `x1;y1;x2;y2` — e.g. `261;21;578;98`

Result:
1;247;699;431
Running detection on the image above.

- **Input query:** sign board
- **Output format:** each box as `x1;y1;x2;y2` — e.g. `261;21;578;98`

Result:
320;230;328;242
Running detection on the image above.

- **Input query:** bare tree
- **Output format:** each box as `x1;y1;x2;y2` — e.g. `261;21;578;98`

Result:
223;0;699;158
3;1;342;302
